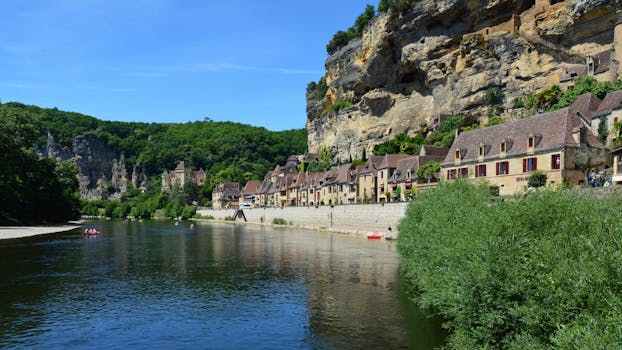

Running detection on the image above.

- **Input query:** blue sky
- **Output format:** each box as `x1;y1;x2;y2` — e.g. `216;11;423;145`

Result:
0;1;373;131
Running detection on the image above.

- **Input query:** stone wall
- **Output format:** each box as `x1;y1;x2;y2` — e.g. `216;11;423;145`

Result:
196;202;410;239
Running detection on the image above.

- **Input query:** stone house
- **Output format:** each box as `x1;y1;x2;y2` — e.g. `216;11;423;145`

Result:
388;146;449;201
591;90;622;146
212;182;242;209
357;156;384;203
332;163;357;205
287;172;307;206
161;161;206;191
442;98;607;196
241;180;261;208
376;154;413;202
305;172;324;206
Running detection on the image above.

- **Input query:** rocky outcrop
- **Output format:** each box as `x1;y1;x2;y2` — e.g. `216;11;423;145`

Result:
307;0;622;161
45;134;145;199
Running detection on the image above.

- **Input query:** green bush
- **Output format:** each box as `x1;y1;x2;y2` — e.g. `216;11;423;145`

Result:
527;170;547;188
223;215;235;221
272;217;287;225
398;180;622;348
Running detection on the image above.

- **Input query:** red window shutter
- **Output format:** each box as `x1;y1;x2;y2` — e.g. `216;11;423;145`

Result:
523;159;527;173
496;163;500;175
533;158;537;171
483;165;486;176
551;154;556;169
447;170;450;179
475;166;479;177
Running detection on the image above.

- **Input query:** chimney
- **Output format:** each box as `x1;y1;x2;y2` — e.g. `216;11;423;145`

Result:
455;128;462;139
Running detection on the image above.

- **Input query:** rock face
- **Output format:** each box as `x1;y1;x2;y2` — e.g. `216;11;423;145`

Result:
45;134;145;199
307;0;622;161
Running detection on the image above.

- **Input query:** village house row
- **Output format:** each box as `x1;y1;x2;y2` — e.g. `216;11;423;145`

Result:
163;91;622;209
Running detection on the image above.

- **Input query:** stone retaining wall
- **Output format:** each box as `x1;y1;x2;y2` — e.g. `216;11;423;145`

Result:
196;202;410;239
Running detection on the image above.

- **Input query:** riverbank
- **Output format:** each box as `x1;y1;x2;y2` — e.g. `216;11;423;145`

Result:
0;224;82;240
196;202;408;239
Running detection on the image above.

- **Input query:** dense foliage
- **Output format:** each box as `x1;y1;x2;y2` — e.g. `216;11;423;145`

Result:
522;76;622;113
399;181;622;348
326;5;376;54
373;133;424;156
4;102;307;199
0;105;81;224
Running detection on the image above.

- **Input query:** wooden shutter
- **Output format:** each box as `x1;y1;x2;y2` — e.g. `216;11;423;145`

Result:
533;158;537;171
496;163;500;175
483;165;486;176
522;159;527;173
475;165;479;177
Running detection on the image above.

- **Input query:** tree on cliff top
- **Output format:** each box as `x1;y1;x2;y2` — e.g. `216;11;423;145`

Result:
326;4;375;54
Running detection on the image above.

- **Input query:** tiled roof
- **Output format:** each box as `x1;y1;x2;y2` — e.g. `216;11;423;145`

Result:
242;180;261;195
568;93;602;123
174;161;186;171
593;50;611;75
214;182;241;192
595;90;622;116
358;156;384;175
256;178;272;194
420;145;449;158
443;103;605;165
378;154;412;170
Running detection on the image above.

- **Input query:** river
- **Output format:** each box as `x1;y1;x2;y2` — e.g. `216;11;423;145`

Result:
0;220;444;349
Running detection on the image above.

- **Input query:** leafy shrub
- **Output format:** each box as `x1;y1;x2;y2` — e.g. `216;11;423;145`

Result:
416;160;441;178
330;99;353;112
399;180;622;348
272;217;287;225
512;97;525;109
527;170;547;188
485;87;503;106
373;133;424;156
223;215;235;221
485;116;504;127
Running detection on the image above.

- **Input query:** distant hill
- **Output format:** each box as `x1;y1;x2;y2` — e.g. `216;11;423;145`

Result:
4;102;307;196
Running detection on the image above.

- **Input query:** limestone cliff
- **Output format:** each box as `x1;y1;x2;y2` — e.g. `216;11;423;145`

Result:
45;134;146;199
307;0;622;161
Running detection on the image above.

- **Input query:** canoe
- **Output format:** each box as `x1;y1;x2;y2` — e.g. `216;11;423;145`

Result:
367;233;384;239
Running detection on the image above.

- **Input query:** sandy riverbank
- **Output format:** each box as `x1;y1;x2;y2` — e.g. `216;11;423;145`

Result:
0;224;82;240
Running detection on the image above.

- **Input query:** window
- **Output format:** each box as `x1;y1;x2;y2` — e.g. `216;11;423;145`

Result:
479;145;484;156
523;157;537;172
455;149;461;160
447;169;457;180
528;136;534;148
496;161;509;175
459;167;468;178
551;154;560;170
380;171;383;179
475;164;487;177
500;141;506;153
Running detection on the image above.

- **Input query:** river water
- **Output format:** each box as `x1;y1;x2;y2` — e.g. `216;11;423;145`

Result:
0;221;444;349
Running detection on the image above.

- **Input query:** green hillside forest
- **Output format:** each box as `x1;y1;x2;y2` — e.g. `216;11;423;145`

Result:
0;101;307;224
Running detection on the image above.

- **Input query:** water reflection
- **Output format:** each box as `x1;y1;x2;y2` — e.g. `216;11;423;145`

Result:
0;221;444;349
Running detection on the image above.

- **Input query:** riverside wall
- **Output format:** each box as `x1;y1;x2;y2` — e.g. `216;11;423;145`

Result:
196;202;410;239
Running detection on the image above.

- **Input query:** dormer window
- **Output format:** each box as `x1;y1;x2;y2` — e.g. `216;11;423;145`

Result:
479;145;484;156
500;141;506;153
528;136;534;148
455;149;461;160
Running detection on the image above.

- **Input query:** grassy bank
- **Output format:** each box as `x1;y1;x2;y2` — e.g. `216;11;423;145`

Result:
398;180;622;348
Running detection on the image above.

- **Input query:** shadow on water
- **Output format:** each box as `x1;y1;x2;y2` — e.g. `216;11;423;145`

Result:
0;220;446;349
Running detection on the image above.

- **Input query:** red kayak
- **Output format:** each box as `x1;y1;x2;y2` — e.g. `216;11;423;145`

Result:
83;231;101;237
367;233;384;239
